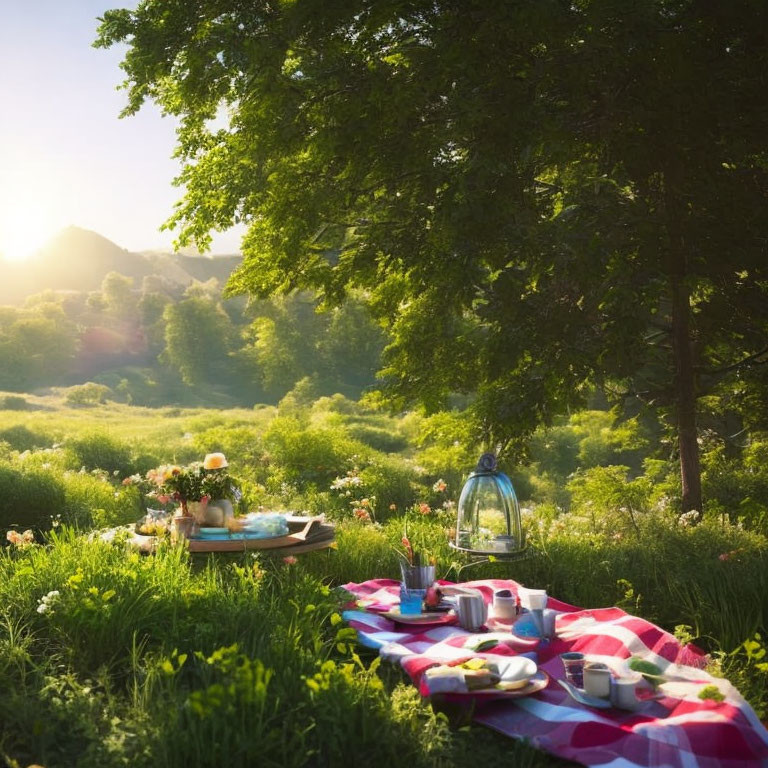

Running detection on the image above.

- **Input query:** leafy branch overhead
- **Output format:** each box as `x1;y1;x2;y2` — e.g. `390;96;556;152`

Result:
97;1;768;508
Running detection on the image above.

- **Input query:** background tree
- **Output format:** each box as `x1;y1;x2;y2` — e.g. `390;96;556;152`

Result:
161;296;234;385
97;1;768;511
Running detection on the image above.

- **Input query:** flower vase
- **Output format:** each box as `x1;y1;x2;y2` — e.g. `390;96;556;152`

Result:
207;499;234;527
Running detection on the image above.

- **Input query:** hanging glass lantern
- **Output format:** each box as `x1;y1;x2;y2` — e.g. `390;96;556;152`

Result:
450;453;526;557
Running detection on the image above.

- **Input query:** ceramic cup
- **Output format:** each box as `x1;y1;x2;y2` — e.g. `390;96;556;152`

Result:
518;587;548;611
457;593;487;632
583;662;612;698
492;589;519;621
611;676;641;710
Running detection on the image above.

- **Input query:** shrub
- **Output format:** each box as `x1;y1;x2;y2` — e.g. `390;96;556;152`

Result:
65;432;134;476
262;416;365;490
64;382;113;406
359;458;418;520
62;472;141;529
0;395;30;410
0;464;66;532
0;424;52;452
346;423;408;453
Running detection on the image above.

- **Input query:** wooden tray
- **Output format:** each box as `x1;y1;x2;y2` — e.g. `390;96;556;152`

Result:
187;517;334;553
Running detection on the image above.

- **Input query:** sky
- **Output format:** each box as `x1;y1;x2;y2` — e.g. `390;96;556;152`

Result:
0;0;244;260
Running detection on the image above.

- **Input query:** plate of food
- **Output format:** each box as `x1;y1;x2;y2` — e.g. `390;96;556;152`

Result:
381;608;457;625
423;657;549;698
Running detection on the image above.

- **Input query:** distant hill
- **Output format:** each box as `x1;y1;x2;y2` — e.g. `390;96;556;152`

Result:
0;227;242;304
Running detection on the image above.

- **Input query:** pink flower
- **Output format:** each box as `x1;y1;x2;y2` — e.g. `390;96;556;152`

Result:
718;553;730;561
157;494;171;505
283;555;298;566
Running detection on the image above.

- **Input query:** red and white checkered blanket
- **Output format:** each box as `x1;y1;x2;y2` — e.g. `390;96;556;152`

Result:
342;578;768;768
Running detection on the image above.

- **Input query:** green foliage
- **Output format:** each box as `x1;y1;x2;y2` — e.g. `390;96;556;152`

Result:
65;382;113;407
162;296;234;386
96;0;768;517
0;424;52;452
65;432;134;476
702;442;768;532
0;394;30;410
0;463;66;532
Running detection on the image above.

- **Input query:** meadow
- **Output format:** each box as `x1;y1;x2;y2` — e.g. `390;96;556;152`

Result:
1;392;767;767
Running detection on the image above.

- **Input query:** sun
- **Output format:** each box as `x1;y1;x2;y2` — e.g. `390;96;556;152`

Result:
0;204;61;262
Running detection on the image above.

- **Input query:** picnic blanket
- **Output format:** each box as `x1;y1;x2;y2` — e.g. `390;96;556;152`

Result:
342;578;768;768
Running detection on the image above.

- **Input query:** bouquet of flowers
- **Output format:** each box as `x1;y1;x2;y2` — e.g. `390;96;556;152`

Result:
124;454;239;519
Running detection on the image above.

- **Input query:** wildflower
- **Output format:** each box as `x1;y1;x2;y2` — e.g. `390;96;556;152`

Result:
389;503;397;511
419;503;431;515
360;498;370;507
6;529;34;548
432;479;447;493
37;590;60;615
401;536;414;564
353;508;371;522
442;500;455;510
678;510;701;527
718;553;729;561
283;555;298;566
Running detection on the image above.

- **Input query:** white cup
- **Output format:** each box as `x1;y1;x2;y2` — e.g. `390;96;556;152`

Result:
457;593;487;631
611;676;640;709
518;587;548;611
583;662;611;698
492;589;519;621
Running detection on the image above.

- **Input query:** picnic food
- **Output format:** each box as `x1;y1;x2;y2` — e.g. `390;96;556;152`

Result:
628;657;665;687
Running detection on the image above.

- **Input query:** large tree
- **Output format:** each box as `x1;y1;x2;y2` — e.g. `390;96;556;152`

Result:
98;0;768;512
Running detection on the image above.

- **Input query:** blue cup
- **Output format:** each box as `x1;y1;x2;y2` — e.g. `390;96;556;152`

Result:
399;584;426;615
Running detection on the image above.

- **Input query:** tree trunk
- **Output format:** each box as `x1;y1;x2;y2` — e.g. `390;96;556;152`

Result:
669;271;702;513
664;169;703;514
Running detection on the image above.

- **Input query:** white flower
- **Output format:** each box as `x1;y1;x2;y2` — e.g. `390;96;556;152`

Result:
37;603;49;614
678;510;701;527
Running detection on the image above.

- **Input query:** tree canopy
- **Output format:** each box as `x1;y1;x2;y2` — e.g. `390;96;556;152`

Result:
97;0;768;511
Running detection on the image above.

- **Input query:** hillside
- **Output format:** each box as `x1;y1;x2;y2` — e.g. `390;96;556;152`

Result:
0;226;241;304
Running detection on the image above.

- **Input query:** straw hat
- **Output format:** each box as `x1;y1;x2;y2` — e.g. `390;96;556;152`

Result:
203;452;228;469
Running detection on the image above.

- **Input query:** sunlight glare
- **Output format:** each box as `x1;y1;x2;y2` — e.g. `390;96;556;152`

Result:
0;152;66;262
0;206;61;262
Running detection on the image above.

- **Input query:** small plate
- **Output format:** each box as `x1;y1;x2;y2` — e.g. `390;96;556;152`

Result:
382;609;457;625
557;679;612;709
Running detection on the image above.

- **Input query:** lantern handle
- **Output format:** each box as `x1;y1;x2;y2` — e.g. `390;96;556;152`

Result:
475;453;498;473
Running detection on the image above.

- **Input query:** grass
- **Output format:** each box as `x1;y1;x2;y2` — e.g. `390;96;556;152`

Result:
0;397;767;766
